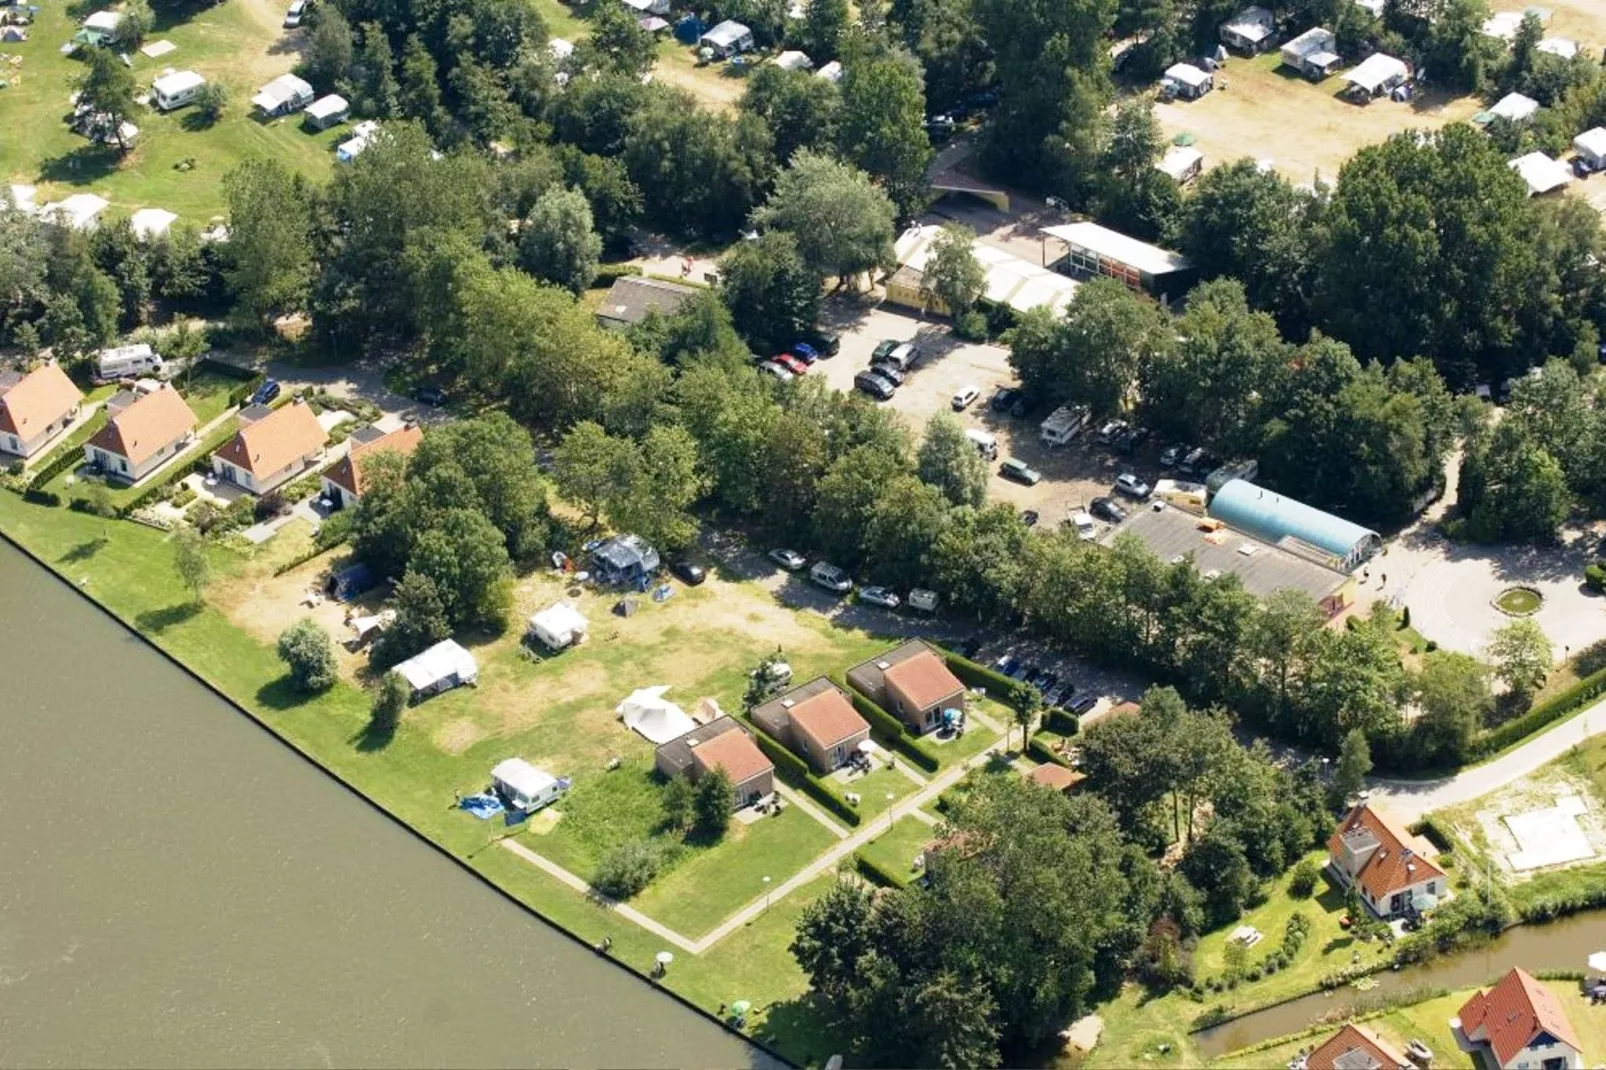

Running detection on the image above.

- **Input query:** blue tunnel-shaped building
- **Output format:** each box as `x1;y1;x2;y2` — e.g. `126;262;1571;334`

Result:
1207;480;1382;571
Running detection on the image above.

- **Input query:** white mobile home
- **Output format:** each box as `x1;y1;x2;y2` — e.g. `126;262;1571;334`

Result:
1573;127;1606;171
1509;150;1572;196
1280;26;1339;79
393;639;478;698
527;602;588;651
1161;62;1213;99
699;19;754;58
1485;91;1539;124
1342;52;1408;99
302;93;350;131
96;342;164;380
251;73;315;117
152;70;206;111
490;758;570;813
1220;6;1276;52
1156;145;1204;183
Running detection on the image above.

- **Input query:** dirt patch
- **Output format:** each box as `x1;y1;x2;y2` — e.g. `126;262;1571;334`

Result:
435;717;488;755
1152;52;1482;185
653;51;743;112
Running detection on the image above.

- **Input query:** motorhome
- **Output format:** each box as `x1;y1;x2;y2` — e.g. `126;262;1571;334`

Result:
1039;404;1089;447
152;70;206;111
96;343;165;380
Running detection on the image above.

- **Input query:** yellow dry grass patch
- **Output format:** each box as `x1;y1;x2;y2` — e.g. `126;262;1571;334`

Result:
434;717;488;755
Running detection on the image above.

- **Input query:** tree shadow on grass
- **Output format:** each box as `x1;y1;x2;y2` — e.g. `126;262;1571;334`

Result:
352;714;397;752
256;674;308;712
38;143;124;187
135;601;202;633
59;535;109;564
752;996;837;1069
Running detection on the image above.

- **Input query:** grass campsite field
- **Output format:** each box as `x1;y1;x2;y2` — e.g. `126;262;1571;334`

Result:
0;485;939;1059
0;0;340;220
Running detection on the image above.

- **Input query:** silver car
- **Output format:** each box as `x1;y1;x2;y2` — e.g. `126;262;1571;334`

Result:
858;585;901;609
768;548;806;571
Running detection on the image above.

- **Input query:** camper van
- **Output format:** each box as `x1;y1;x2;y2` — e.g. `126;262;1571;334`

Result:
490;758;569;814
1039;404;1089;447
964;428;999;459
96;343;165;381
152;70;206;111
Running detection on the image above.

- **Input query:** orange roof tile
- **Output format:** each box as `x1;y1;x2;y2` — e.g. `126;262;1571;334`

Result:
323;424;423;495
1459;968;1581;1067
0;363;82;438
789;687;869;752
1306;1023;1409;1070
213;401;325;476
1328;803;1445;904
691;729;773;786
87;385;196;466
882;650;964;710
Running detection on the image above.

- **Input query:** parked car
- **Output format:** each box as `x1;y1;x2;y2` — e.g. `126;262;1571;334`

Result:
1090;496;1127;524
1043;682;1071;707
1007;659;1032;679
1036;671;1059;696
991;386;1023;412
1114;473;1151;500
999;458;1042;485
872;339;904;363
283;0;307;27
1021;509;1040;527
1095;419;1128;445
802;330;840;356
252;378;283;406
854;370;896;400
1069;694;1098;715
1114;426;1151;454
1068;510;1097;540
759;360;795;382
1180;447;1214;475
994;652;1018;675
858;585;901;609
953;637;981;658
772;353;809;376
952;385;981;411
1159;442;1187;468
769;548;807;571
809;561;852;594
869;362;906;387
669;559;707;585
790;342;821;364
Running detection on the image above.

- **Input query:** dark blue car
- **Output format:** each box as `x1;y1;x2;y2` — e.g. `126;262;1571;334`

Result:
790;342;820;364
250;378;281;406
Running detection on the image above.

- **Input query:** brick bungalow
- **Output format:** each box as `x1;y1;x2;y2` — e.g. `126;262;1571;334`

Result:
846;639;965;735
751;676;870;774
210;399;327;495
654;716;774;810
320;422;423;509
1327;803;1446;919
0;362;83;459
1457;968;1583;1070
1304;1023;1410;1069
84;384;197;483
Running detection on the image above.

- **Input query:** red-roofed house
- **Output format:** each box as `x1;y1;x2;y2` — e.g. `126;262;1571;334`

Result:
1327;803;1446;919
84;384;197;482
1456;968;1582;1069
1304;1023;1410;1069
1025;762;1087;794
0;362;83;458
210;399;327;494
751;677;870;773
653;716;774;809
846;639;966;734
320;422;423;509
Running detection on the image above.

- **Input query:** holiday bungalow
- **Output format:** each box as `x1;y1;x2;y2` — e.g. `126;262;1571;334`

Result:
319;422;422;509
210;398;327;494
846;640;965;736
1327;803;1446;919
751;677;871;774
0;362;83;459
654;716;775;810
1456;968;1582;1070
84;383;196;483
1303;1023;1410;1070
1220;5;1276;52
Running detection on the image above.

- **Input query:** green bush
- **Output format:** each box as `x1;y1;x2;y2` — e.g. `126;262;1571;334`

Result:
1585;561;1606;594
1042;707;1079;735
855;849;917;888
26;439;92;491
592;840;672;898
22;487;61;506
954;311;988;341
170;486;197;508
1288;858;1321;898
1027;736;1073;768
1471;663;1606;758
593;263;643;287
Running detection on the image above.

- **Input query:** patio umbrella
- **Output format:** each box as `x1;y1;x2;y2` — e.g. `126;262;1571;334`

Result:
1411;891;1440;913
730;1000;752;1017
1172;132;1196;147
1588;951;1606;973
655;951;674;967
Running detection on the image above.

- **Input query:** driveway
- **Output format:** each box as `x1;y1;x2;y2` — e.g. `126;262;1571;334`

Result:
1369;695;1606;820
210;352;450;426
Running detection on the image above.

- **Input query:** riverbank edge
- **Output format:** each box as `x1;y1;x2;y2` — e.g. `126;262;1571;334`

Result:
0;525;798;1070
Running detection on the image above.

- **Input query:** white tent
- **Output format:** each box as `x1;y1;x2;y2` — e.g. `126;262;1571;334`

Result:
1487;91;1539;123
617;685;696;744
394;639;478;696
815;60;843;82
772;49;813;71
490;758;569;813
1509;151;1572;195
1343;52;1408;95
83;10;124;32
1537;36;1577;58
130;207;177;240
39;193;109;231
527;601;588;651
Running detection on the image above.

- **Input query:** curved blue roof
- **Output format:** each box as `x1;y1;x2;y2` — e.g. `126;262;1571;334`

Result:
1208;480;1380;563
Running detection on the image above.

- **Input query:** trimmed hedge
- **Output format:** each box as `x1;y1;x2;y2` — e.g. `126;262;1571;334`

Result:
855;849;916;888
226;373;268;408
1027;736;1073;768
741;716;862;827
928;643;1037;710
22;487;61;506
1410;816;1453;853
1469;664;1606;759
194;356;261;382
835;678;941;773
26;435;94;491
1043;708;1079;735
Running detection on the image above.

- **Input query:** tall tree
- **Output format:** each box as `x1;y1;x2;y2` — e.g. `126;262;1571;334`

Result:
1487;618;1552;705
718;230;823;354
222;159;314;328
752;150;896;280
740;66;842;165
917;414;988;508
277;618;339;693
519;187;602;295
802;0;850;60
922;223;986;317
1333;727;1372;801
77;49;138;154
172;527;210;604
837;49;934;215
623;90;774;241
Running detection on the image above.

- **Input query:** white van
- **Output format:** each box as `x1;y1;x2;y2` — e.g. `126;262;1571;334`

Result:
96;343;165;380
964;428;998;460
907;588;940;613
1040;404;1088;447
880;342;920;372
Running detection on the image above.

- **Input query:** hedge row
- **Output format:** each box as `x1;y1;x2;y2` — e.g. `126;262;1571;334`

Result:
741;717;862;827
1026;736;1073;768
194;356;262;382
835;678;941;773
928;643;1037;710
1469;664;1606;759
226;372;268;408
1043;708;1079;736
1409;816;1453;853
22;487;61;506
26;432;96;491
855;849;916;889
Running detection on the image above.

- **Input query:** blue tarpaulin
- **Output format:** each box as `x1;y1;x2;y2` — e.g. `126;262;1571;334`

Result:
459;793;504;820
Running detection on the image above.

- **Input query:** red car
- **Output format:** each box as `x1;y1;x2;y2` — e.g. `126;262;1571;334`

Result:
771;353;809;377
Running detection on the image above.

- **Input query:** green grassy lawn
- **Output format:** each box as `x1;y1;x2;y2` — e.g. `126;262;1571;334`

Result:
2;0;340;220
837;764;917;820
1083;984;1197;1070
856;814;935;886
47;402;239;506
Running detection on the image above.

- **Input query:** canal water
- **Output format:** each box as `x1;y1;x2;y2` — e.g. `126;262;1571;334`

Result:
1194;911;1606;1059
0;539;768;1068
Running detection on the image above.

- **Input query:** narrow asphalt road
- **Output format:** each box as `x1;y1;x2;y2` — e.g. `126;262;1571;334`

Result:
1368;699;1606;819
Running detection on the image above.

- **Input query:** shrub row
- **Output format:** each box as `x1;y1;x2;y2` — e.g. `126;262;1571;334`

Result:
225;372;268;408
835;677;941;773
854;849;915;889
1042;707;1079;735
1518;884;1606;924
193;356;261;382
26;434;95;491
1026;736;1073;768
928;643;1037;710
1470;664;1606;759
22;487;61;506
593;263;643;287
740;717;861;827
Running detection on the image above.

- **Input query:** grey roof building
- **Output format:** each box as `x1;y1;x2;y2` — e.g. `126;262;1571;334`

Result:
595;277;699;330
591;533;661;585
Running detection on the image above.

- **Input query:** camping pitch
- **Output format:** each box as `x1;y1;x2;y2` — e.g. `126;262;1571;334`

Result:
617;685;696;744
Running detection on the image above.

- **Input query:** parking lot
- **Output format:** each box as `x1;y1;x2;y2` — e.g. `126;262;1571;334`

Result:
817;301;1168;535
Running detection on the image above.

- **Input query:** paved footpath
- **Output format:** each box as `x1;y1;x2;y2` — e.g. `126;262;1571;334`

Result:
499;838;701;953
1369;697;1606;820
